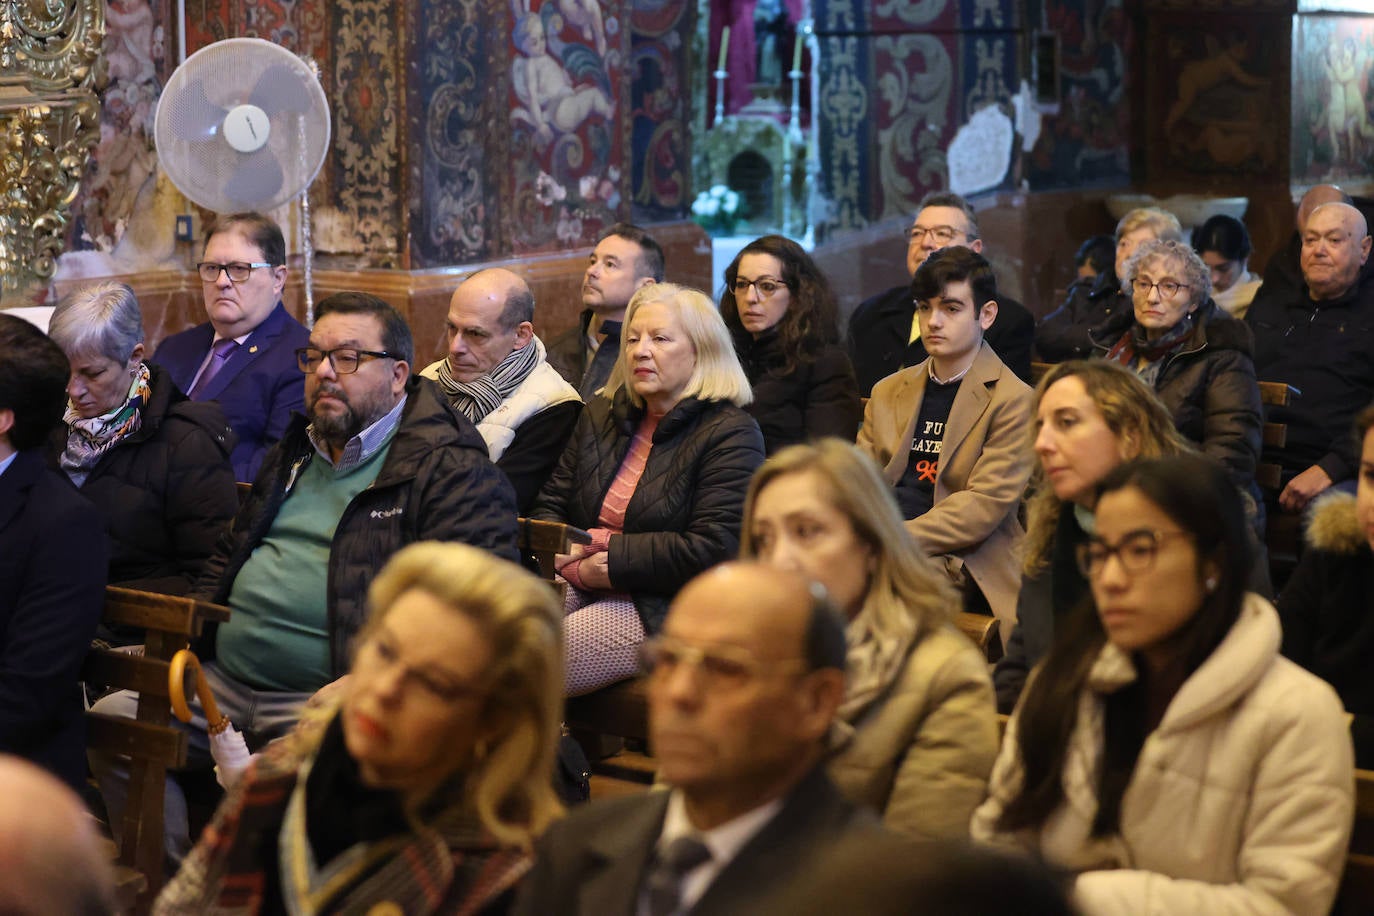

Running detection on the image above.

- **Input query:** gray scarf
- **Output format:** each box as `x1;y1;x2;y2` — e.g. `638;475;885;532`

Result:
433;336;544;423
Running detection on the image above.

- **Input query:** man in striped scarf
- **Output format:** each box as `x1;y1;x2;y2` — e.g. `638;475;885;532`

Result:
420;268;582;512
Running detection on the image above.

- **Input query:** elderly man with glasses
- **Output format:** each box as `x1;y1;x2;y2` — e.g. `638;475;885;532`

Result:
91;290;520;866
517;562;878;916
153;211;311;481
848;191;1035;397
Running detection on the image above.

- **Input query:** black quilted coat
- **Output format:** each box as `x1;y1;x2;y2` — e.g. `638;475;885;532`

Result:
531;390;766;632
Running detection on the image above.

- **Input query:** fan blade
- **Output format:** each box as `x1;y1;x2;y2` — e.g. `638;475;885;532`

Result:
249;63;317;118
223;148;284;207
168;79;227;141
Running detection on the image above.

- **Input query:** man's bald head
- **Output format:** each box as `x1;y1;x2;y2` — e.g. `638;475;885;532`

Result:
0;756;115;914
648;563;847;828
1297;184;1352;232
443;268;536;381
1301;202;1372;301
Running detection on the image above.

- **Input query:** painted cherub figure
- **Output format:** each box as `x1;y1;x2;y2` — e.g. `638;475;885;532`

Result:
511;13;614;144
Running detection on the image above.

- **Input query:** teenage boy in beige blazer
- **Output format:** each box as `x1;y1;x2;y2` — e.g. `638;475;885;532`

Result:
857;247;1033;638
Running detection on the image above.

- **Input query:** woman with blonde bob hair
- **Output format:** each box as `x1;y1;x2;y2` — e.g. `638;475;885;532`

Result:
533;282;765;695
994;361;1191;712
157;542;564;914
740;439;999;838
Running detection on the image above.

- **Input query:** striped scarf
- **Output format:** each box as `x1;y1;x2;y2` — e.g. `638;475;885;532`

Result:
433;336;544;423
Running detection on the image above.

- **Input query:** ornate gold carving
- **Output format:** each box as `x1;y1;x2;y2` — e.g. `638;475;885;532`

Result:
0;0;104;305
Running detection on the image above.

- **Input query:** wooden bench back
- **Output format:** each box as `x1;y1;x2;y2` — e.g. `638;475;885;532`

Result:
83;587;229;913
1338;767;1374;913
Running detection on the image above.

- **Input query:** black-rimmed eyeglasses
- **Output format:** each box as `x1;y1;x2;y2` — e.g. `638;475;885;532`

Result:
295;347;396;374
1075;529;1192;578
196;261;275;283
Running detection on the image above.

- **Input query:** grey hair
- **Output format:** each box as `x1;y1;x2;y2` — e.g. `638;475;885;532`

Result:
1115;207;1183;244
48;282;145;363
1121;238;1213;305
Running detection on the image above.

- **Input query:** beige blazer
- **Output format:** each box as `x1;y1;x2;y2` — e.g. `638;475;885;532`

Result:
857;343;1033;634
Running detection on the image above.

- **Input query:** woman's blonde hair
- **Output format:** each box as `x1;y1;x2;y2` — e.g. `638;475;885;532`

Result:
739;439;956;645
335;542;565;849
603;282;752;407
1114;206;1182;244
1023;361;1192;574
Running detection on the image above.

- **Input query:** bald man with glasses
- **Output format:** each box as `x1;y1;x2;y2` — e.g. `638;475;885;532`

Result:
154;211;310;481
516;563;877;916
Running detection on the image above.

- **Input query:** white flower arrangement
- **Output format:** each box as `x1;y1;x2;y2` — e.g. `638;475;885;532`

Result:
691;184;741;233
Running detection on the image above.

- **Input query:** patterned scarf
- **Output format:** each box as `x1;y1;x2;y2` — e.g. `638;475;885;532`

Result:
433;335;545;423
61;362;151;486
837;610;916;724
1103;313;1196;387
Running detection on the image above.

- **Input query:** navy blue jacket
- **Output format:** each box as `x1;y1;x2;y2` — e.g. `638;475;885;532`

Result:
154;302;310;482
0;450;107;790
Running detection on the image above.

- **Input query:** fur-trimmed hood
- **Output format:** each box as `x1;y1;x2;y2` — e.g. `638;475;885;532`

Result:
1305;492;1366;554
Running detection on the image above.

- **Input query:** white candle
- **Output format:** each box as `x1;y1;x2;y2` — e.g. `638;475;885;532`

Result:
792;31;803;73
718;26;730;72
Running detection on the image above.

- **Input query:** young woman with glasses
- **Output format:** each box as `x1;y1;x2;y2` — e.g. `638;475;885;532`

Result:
718;235;861;455
973;455;1353;916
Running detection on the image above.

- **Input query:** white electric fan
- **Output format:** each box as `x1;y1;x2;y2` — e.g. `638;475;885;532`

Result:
154;37;331;316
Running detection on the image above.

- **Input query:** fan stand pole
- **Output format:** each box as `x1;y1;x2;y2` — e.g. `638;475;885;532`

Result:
298;109;315;328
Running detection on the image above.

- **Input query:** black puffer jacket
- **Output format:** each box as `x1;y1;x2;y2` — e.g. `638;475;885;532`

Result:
735;331;861;455
1034;271;1128;362
1093;299;1262;491
49;362;238;595
531;391;765;632
1278;493;1374;767
196;377;520;676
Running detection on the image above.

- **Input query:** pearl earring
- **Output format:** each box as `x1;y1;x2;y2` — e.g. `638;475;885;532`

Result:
1205;577;1218;593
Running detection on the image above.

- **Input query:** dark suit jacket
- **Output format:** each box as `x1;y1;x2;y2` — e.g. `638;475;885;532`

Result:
153;302;310;482
848;284;1035;396
514;765;872;916
0;449;107;790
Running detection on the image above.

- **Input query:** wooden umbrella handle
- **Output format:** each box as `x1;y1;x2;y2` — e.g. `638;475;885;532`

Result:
169;648;232;735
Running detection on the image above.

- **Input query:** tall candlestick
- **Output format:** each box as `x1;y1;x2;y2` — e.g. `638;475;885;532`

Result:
718;26;730;73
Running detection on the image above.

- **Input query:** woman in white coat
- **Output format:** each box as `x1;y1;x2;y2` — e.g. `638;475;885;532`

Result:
972;454;1354;915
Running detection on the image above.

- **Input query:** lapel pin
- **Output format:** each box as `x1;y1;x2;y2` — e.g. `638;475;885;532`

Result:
249;345;259;353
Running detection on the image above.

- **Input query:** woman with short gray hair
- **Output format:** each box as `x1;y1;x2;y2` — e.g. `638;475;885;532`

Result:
48;281;238;596
1093;239;1263;507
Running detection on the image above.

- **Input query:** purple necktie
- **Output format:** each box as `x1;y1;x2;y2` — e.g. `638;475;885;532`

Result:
189;338;238;399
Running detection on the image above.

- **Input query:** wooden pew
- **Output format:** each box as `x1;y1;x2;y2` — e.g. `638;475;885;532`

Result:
1337;767;1374;914
954;611;1001;663
83;587;230;913
1254;382;1302;588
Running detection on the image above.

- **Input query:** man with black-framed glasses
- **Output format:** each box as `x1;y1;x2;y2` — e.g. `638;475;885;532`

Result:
154;211;310;481
848;190;1035;397
92;290;520;865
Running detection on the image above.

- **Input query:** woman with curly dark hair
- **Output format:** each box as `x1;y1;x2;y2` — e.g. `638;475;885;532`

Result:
719;235;861;454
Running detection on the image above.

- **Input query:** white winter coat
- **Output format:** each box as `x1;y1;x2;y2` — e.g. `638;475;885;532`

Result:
972;594;1354;915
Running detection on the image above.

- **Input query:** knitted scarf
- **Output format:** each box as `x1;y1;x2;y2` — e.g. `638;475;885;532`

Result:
837;611;916;723
61;362;151;487
433;336;544;423
1103;313;1195;387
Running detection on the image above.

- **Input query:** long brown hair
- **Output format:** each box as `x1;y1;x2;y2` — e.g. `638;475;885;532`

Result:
997;456;1251;836
719;235;841;376
1023;361;1191;575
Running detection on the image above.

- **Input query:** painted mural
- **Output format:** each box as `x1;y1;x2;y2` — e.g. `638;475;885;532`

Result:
1022;0;1131;191
1146;11;1285;181
65;0;693;273
812;0;1024;237
502;0;624;255
1293;16;1374;182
